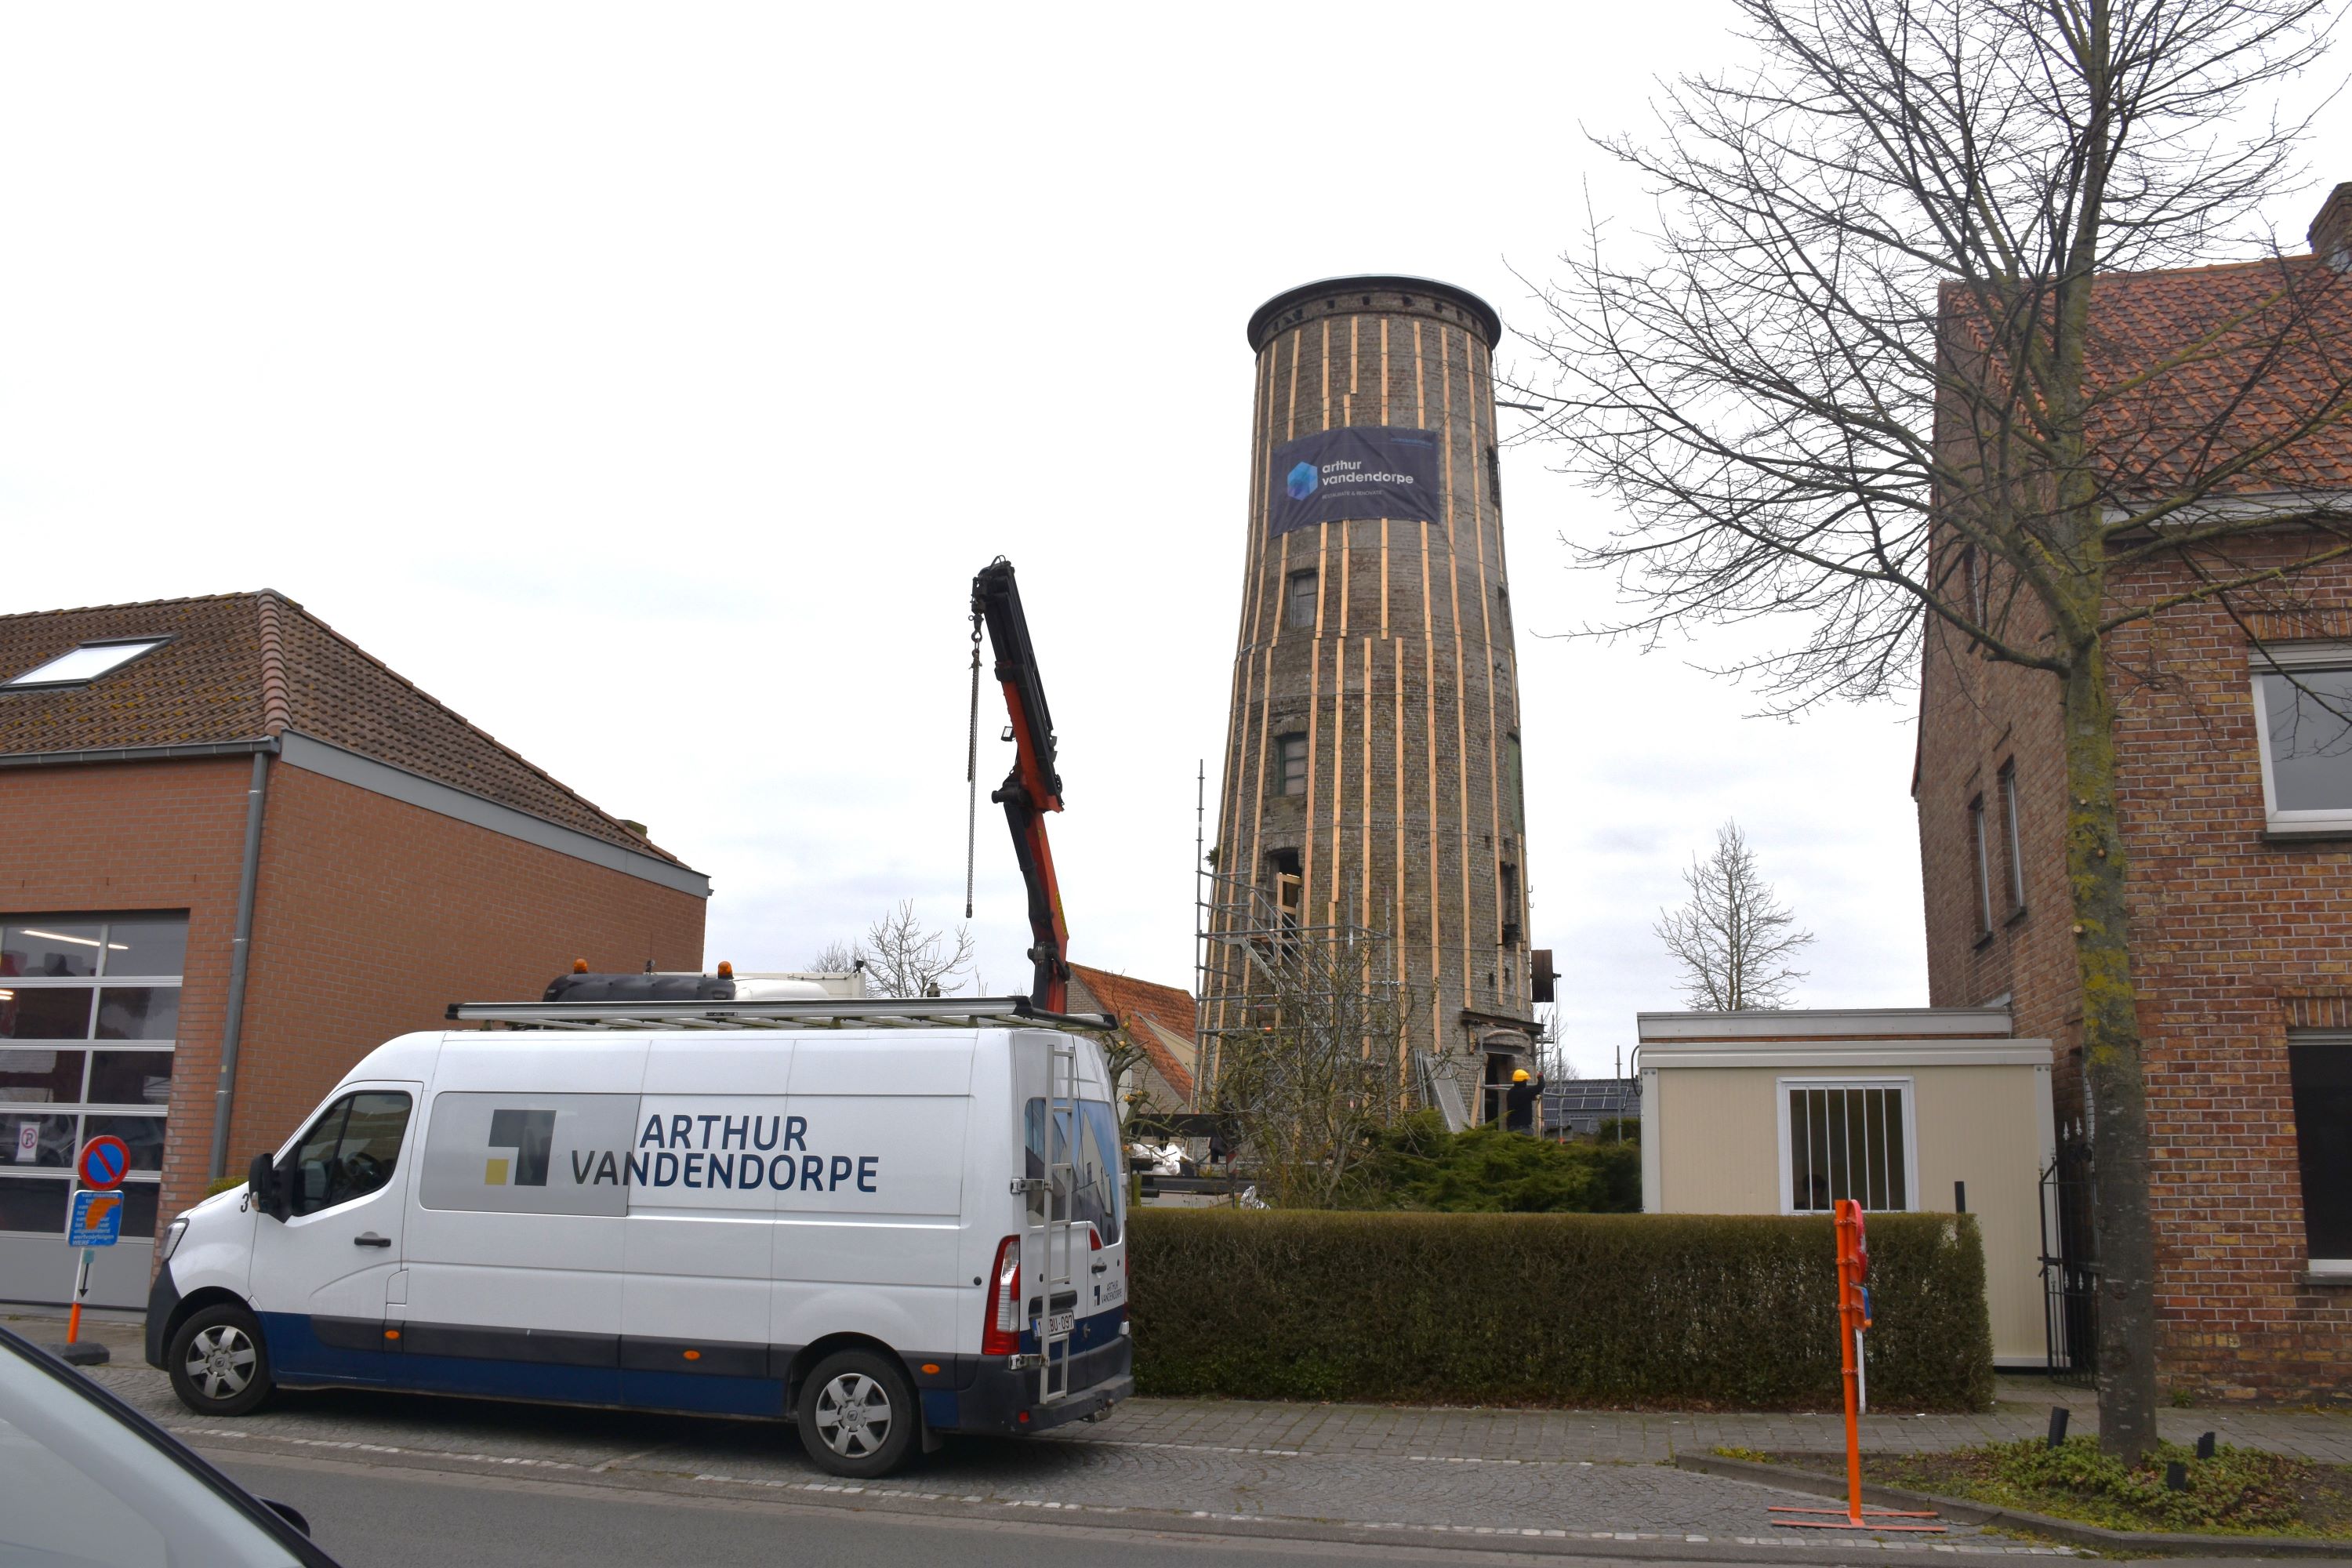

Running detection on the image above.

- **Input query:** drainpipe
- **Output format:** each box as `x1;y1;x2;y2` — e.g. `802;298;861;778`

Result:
205;746;274;1180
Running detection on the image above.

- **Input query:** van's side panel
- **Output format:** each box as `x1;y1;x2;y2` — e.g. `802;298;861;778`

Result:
622;1037;794;1414
397;1033;646;1404
770;1031;975;1361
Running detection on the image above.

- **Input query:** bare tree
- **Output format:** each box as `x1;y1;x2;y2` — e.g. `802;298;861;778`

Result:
804;939;864;975
857;901;977;999
1205;887;1422;1209
1654;821;1815;1011
1521;0;2347;1457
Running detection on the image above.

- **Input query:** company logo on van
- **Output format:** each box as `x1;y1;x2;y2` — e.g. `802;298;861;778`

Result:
485;1108;555;1186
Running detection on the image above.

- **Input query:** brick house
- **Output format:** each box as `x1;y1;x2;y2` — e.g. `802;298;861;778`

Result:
1067;963;1196;1112
1915;193;2352;1398
0;591;708;1306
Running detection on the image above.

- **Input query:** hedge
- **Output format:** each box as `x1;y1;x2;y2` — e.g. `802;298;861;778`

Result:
1127;1208;1992;1410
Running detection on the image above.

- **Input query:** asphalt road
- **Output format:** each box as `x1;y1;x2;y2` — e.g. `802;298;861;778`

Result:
213;1454;1732;1568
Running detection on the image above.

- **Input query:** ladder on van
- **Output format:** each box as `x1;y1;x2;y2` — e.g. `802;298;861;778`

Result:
1035;1030;1080;1406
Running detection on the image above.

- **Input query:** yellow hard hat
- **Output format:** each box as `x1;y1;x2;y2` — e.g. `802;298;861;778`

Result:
1512;1069;1530;1083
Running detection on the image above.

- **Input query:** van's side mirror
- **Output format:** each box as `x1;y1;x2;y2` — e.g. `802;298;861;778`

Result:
248;1151;287;1220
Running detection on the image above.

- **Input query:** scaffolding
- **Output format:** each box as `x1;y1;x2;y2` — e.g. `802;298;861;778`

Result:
1189;863;1479;1125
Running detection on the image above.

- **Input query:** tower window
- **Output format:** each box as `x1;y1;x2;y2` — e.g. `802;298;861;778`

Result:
1500;863;1521;946
1276;733;1308;796
1287;569;1318;630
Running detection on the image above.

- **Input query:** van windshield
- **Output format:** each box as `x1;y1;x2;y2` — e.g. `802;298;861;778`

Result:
1022;1098;1122;1247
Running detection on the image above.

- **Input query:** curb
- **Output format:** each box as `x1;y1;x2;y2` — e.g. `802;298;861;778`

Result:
1674;1454;2351;1558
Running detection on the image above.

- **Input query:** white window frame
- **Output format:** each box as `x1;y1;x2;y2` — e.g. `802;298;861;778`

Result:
1775;1076;1920;1215
2249;644;2352;835
1999;761;2027;913
1969;794;1993;935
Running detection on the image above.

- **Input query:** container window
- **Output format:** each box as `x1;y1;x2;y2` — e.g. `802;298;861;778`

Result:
1787;1083;1910;1213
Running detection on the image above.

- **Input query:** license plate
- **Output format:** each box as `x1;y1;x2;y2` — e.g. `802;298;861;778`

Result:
1041;1309;1074;1338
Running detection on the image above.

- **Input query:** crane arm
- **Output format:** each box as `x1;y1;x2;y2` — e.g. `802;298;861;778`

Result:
971;558;1070;1012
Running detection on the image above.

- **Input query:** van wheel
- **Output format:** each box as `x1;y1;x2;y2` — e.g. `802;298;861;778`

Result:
167;1303;273;1417
796;1349;916;1478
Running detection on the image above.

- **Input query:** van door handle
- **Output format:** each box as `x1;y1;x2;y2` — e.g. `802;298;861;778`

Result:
1091;1261;1109;1274
354;1233;392;1248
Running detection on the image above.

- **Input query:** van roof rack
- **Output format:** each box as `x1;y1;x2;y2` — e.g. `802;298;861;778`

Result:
445;994;1120;1033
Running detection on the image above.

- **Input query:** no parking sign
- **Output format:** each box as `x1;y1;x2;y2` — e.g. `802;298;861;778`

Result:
78;1134;130;1190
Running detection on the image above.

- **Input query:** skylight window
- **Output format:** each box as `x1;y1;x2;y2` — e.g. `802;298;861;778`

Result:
2;637;170;690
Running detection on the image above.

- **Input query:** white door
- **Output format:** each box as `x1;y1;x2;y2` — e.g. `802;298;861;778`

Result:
249;1083;419;1375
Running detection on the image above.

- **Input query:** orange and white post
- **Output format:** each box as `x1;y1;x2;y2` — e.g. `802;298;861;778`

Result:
1770;1199;1944;1533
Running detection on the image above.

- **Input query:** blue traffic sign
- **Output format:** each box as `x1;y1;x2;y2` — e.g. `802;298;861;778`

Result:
77;1135;129;1190
68;1189;124;1247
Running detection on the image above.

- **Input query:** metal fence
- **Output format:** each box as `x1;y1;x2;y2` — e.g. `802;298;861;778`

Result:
2038;1122;2098;1387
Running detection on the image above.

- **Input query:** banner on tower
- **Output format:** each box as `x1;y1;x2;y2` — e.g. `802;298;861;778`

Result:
1268;426;1445;536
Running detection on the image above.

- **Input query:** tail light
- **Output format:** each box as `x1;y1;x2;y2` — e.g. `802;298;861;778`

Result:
1088;1225;1102;1251
982;1234;1021;1356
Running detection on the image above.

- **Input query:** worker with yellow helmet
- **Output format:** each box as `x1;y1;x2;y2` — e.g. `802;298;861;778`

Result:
1503;1064;1547;1133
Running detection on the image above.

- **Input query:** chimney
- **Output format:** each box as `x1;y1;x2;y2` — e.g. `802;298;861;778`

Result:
2308;182;2352;271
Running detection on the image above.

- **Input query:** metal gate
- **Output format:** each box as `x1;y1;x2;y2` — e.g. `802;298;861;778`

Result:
2038;1122;2098;1386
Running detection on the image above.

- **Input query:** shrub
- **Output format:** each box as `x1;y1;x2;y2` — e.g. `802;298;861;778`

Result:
1355;1113;1640;1213
1127;1207;1992;1410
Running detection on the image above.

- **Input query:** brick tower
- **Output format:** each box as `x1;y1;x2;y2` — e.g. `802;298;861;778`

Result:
1202;276;1535;1125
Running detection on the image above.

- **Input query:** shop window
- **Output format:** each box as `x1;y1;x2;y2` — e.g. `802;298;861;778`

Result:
2288;1034;2352;1274
1783;1081;1912;1213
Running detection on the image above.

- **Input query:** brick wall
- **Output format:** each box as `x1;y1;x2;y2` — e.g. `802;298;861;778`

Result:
1;753;706;1247
1916;547;2352;1399
205;761;705;1225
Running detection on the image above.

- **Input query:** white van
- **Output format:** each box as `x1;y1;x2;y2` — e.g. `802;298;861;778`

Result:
143;993;1133;1477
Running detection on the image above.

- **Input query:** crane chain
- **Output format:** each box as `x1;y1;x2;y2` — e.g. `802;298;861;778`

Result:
965;614;982;919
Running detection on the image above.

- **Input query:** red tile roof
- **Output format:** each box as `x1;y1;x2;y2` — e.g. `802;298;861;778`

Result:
1944;254;2352;496
0;590;679;861
1068;962;1196;1102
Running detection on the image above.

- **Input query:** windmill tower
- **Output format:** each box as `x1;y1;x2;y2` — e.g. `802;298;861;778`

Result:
1200;276;1538;1127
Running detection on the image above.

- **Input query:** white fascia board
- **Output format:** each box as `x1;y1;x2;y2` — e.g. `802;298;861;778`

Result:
278;731;711;898
1635;1007;2013;1042
1642;1037;2053;1071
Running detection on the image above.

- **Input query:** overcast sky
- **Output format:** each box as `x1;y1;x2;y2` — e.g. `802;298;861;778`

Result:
2;6;2343;1076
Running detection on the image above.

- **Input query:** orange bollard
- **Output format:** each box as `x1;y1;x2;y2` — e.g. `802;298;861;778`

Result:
1771;1200;1943;1532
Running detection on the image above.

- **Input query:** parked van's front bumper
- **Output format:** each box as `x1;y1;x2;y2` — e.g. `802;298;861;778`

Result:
938;1336;1132;1435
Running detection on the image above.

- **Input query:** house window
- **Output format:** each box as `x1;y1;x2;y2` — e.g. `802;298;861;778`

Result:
0;913;185;1243
2252;652;2352;832
1782;1080;1912;1213
1969;794;1993;935
1276;733;1308;797
2288;1033;2352;1274
1998;761;2027;914
1287;569;1319;630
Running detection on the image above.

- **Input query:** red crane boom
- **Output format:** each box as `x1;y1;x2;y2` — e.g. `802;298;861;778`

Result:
971;559;1070;1014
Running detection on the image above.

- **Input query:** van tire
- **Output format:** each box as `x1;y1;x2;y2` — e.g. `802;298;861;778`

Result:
167;1302;273;1417
795;1349;916;1478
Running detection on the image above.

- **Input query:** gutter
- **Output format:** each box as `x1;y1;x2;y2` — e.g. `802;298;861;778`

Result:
0;739;278;769
205;742;278;1179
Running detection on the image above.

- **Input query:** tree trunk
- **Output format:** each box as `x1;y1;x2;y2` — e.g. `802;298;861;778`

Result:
2060;643;2160;1461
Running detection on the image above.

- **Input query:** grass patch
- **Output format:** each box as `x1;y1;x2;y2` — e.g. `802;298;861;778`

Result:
1764;1438;2352;1537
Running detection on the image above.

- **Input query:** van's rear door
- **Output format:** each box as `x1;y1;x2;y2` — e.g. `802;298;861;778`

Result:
1011;1032;1124;1402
